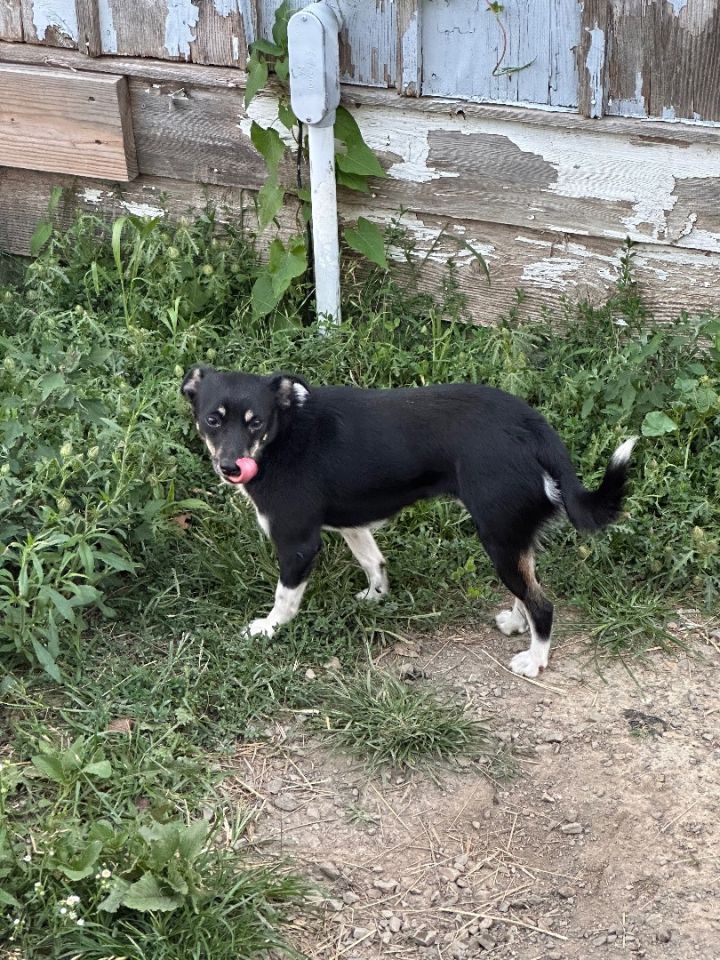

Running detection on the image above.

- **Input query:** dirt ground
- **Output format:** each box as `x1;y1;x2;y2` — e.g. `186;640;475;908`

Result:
224;612;720;960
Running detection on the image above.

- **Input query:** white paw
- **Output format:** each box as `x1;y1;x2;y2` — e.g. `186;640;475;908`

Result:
355;585;388;602
245;617;276;638
510;649;544;678
495;608;528;636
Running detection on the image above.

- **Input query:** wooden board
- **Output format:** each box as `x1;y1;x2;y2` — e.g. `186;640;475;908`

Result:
0;63;137;179
19;0;77;46
0;0;24;41
421;0;581;108
602;0;720;122
2;167;718;324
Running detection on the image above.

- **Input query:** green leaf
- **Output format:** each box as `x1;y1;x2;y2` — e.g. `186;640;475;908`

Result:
278;99;296;130
245;56;268;107
111;217;127;275
268;237;307;297
94;551;136;573
122;872;182;912
82;760;112;779
31;753;65;783
274;57;289;82
250;38;284;56
30;221;53;257
31;639;61;682
38;371;65;401
335;143;385;178
641;411;678;437
256;180;284;231
0;888;21;909
41;586;75;622
336;168;370;193
271;0;292;49
59;840;103;881
178;820;209;862
344;218;389;270
48;185;63;214
98;878;130;913
251;272;280;319
250;122;286;173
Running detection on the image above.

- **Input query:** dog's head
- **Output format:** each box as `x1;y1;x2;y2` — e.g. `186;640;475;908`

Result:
181;366;309;484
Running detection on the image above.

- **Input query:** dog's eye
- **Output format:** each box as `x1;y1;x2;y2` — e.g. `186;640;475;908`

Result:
205;412;222;428
248;417;263;430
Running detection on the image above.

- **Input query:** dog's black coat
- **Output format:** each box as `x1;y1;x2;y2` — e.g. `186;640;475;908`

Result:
182;366;634;674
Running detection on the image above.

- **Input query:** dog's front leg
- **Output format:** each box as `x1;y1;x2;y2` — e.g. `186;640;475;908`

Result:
245;532;321;638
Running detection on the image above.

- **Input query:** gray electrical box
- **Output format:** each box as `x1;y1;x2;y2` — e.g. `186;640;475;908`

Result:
288;3;341;127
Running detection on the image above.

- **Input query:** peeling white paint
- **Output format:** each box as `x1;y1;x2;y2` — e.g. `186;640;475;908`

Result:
609;71;646;118
356;111;460;183
668;0;688;12
662;106;677;121
121;200;165;218
31;0;78;42
97;0;118;53
384;212;496;267
676;228;720;253
238;97;296;144
81;188;105;204
164;0;200;60
231;35;240;61
213;0;237;14
585;25;605;119
521;258;581;289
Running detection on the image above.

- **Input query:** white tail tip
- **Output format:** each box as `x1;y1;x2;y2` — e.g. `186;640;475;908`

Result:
610;436;638;468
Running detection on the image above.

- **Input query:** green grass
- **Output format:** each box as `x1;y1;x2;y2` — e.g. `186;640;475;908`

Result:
317;670;494;771
0;210;719;955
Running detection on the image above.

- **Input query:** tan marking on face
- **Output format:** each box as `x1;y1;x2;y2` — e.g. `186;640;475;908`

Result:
218;405;226;417
204;436;218;457
244;409;255;423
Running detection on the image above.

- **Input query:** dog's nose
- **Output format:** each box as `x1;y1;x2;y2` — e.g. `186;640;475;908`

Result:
219;461;241;477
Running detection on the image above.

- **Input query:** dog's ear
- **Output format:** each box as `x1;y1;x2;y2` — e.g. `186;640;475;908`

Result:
268;373;311;410
181;365;210;401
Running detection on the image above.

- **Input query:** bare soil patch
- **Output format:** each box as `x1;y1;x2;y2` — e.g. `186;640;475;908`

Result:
225;617;720;960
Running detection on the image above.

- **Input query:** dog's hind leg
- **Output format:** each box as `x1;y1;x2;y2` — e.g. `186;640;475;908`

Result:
489;545;553;678
245;531;321;638
340;527;389;601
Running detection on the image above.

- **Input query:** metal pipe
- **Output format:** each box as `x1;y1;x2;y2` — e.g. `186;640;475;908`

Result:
288;0;343;324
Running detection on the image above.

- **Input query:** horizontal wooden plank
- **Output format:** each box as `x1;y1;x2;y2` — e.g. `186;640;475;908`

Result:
2;167;718;324
0;62;137;179
2;40;720;146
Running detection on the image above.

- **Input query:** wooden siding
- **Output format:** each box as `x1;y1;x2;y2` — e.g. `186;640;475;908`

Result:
1;0;719;121
0;62;137;179
1;46;718;323
421;0;581;108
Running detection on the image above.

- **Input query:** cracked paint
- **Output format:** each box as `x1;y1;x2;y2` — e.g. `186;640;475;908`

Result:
31;0;78;42
164;0;199;59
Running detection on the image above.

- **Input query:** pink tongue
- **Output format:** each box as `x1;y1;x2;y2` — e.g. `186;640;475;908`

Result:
234;457;258;483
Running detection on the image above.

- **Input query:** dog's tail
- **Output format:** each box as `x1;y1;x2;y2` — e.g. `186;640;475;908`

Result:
540;436;638;533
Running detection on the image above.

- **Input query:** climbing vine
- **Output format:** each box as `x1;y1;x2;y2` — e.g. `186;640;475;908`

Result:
244;1;388;319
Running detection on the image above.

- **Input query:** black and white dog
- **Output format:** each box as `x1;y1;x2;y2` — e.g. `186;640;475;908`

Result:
182;366;636;678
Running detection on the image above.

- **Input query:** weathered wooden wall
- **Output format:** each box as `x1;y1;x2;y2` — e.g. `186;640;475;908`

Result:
1;3;719;320
1;42;719;322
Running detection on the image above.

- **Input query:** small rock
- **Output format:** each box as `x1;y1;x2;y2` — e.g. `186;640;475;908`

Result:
388;916;402;933
560;822;583;835
493;687;503;697
399;662;427;680
266;778;283;795
558;886;576;899
592;934;608;946
540;730;564;743
273;794;298;812
318;861;341;881
342;891;360;904
656;927;672;943
478;917;493;931
305;668;317;680
449;944;467;959
325;898;343;912
439;867;461;883
324;656;342;671
410;927;438;947
477;934;496;950
351;926;373;940
373;878;398;893
546;952;563;960
472;820;481;830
